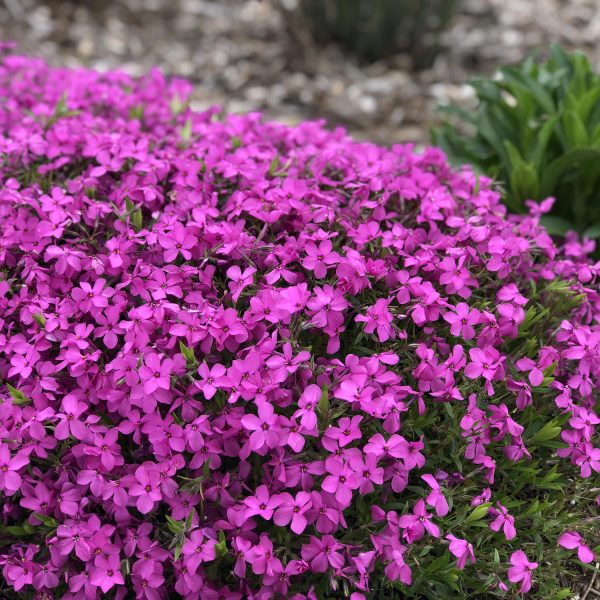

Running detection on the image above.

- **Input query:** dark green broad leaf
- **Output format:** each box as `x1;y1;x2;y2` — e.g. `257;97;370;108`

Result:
583;222;600;238
433;44;600;234
540;215;574;236
504;140;539;205
541;148;600;196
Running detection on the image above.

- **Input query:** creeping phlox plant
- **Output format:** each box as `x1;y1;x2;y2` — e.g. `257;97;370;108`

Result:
0;47;598;600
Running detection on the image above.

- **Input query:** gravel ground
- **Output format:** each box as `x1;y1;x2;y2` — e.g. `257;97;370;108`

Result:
0;0;600;596
3;0;600;146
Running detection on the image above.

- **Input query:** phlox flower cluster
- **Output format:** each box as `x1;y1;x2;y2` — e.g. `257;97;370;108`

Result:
0;47;598;599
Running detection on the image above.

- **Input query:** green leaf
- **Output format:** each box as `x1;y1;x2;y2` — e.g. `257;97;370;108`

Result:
185;510;195;531
46;92;81;127
268;154;280;177
174;543;182;561
574;86;600;125
5;525;28;536
33;513;57;528
33;312;46;327
548;590;574;600
499;66;555;114
541;148;600;197
432;126;490;167
132;208;143;232
215;530;228;558
169;95;186;116
584;222;600;238
179;341;197;366
181;118;192;143
478;109;510;168
317;386;329;418
431;45;600;234
543;362;558;377
549;43;572;71
6;384;31;406
562;110;588;147
540;215;574;236
425;555;450;573
465;502;491;524
54;92;68;115
129;104;145;121
504;139;539;204
530;115;559;169
166;516;184;535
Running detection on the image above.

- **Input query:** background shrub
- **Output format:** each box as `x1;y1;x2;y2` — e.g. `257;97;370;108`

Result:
433;45;600;237
284;0;460;68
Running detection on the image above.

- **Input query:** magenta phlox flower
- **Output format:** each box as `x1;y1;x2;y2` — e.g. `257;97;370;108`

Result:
443;302;480;340
90;554;125;593
241;402;280;452
421;474;449;516
196;362;226;400
321;456;360;506
0;446;29;495
245;533;283;576
438;255;477;298
464;347;504;382
348;451;384;494
182;530;217;573
8;346;41;379
129;465;162;514
301;535;344;573
515;346;558;387
355;298;395;342
558;531;595;563
489;503;516;540
226;265;256;301
273;491;312;534
446;534;476;569
397;499;440;542
71;278;114;312
243;485;281;520
323;415;363;450
139;353;173;394
295;384;321;430
82;429;123;471
266;342;310;382
302;239;340;278
507;550;538;594
158;222;196;262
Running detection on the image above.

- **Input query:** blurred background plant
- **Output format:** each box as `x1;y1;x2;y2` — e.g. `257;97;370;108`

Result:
433;45;600;237
283;0;461;69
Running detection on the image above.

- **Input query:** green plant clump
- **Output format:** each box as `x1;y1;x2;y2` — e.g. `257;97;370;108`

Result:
288;0;460;68
433;44;600;237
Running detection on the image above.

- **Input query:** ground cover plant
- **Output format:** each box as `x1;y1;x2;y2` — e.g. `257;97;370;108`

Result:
0;45;599;599
433;44;600;238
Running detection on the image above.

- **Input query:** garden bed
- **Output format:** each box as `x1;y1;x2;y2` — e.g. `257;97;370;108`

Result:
0;47;598;598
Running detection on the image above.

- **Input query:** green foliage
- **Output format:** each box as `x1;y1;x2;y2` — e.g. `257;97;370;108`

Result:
279;268;600;600
288;0;460;68
5;383;31;406
433;45;600;235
